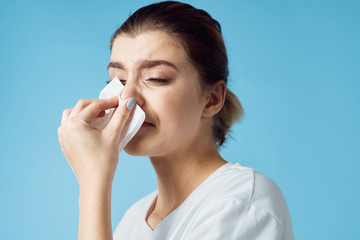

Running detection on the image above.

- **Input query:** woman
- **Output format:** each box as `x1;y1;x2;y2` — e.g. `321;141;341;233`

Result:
58;1;294;239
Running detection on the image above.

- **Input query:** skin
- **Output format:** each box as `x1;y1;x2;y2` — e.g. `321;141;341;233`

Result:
58;31;227;239
58;97;134;240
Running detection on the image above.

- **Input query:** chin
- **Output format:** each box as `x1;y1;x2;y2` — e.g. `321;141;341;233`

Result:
123;136;152;156
123;146;147;156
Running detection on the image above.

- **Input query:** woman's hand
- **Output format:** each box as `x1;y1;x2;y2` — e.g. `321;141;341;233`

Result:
58;96;135;240
58;96;135;188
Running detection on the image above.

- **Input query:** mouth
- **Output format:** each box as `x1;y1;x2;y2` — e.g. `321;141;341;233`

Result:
141;120;154;128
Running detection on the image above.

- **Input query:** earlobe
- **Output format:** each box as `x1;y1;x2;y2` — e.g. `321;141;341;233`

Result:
202;80;226;118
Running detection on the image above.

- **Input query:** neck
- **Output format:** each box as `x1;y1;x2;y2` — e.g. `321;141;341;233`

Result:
148;138;227;218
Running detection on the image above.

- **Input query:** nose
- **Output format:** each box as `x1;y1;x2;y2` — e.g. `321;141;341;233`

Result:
120;79;144;107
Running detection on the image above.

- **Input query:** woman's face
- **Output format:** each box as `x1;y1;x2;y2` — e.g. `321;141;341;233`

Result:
108;31;209;157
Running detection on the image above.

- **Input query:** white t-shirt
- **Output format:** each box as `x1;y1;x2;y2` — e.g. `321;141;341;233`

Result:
113;162;294;240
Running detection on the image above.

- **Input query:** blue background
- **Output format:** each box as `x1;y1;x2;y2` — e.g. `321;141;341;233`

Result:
0;0;359;239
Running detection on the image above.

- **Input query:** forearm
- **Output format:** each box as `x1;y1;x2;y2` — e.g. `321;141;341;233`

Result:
78;179;113;240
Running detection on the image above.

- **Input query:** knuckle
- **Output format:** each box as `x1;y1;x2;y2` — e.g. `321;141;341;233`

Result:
67;118;79;128
77;99;88;107
62;117;80;131
89;101;102;112
93;100;107;110
116;110;128;122
62;108;71;116
93;100;102;107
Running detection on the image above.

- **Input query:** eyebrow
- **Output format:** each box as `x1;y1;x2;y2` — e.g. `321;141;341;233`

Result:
107;60;179;71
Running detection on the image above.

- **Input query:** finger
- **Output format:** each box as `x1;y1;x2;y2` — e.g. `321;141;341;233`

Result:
61;108;72;126
79;96;119;123
69;99;95;118
104;98;135;140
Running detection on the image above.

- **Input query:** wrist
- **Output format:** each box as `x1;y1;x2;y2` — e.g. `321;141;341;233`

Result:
79;173;114;195
79;180;112;209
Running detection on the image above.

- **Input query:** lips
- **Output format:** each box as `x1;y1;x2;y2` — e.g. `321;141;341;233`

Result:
141;120;154;128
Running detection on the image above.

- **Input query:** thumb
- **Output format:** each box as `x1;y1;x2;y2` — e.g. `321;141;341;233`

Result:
104;97;136;139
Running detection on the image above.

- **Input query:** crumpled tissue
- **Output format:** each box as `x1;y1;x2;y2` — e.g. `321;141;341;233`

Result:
90;77;145;152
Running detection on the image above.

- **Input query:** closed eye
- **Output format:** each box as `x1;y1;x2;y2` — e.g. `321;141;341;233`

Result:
107;78;167;85
148;78;168;83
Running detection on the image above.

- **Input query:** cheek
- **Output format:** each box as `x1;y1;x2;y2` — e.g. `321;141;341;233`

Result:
159;87;202;128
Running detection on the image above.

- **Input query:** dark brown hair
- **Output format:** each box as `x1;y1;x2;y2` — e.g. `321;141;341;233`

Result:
110;1;244;146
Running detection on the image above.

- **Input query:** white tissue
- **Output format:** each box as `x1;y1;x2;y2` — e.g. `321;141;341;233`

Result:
90;77;145;152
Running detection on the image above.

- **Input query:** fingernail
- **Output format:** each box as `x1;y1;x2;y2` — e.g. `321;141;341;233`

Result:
126;98;136;110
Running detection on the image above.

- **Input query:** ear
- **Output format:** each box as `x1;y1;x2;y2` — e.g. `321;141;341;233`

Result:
202;80;226;118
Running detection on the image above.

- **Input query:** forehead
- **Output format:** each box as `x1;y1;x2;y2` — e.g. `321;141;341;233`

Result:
110;31;188;70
